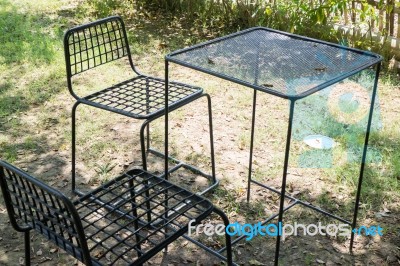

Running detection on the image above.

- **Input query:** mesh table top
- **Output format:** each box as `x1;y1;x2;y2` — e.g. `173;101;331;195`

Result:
166;27;382;99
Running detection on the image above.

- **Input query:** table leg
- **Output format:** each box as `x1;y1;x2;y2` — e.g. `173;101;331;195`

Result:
247;89;258;202
275;100;296;265
164;60;169;180
164;60;170;252
206;93;217;187
350;62;381;251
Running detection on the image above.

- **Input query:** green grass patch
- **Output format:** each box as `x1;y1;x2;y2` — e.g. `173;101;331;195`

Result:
0;136;45;162
0;0;57;64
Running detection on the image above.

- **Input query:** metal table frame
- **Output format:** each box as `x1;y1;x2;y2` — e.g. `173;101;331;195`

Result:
164;27;382;265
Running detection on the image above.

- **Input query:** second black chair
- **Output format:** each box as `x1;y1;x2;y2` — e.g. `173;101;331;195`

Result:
63;16;217;195
0;160;233;266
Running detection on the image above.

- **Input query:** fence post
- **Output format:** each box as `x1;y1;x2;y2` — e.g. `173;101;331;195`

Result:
344;3;349;25
389;0;395;36
352;1;356;23
379;8;384;32
386;0;391;34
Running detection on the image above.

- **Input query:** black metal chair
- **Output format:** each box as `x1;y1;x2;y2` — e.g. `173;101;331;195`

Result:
63;16;217;195
0;160;233;266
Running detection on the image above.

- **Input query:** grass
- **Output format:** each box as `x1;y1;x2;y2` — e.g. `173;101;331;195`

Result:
0;0;399;264
0;0;68;163
92;161;117;184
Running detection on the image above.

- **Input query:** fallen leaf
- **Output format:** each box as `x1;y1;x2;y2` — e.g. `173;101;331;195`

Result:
38;257;52;263
249;259;266;266
375;212;390;218
49;248;57;253
326;260;335;266
158;42;167;49
386;255;397;263
36;249;42;256
316;258;325;264
19;257;24;265
291;190;301;197
364;239;374;248
106;253;112;262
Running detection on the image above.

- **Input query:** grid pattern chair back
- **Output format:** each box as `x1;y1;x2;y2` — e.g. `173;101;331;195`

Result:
0;161;92;265
64;16;131;77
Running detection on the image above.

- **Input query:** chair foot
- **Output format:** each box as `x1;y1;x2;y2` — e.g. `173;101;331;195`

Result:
24;231;30;266
213;207;233;266
146;147;219;195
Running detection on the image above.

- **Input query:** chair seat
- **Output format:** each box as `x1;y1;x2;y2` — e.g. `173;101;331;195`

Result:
74;169;213;265
83;75;203;119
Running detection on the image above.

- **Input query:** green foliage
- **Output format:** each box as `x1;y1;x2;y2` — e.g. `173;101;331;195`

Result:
88;0;132;17
128;0;339;33
87;0;396;63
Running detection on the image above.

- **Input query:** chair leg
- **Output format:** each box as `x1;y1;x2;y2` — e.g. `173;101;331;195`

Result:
71;101;81;194
213;207;233;266
139;120;151;172
128;179;143;262
146;123;150;151
24;231;30;266
140;120;152;222
142;93;218;193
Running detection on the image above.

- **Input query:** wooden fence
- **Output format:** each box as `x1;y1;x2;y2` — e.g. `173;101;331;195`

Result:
346;0;400;37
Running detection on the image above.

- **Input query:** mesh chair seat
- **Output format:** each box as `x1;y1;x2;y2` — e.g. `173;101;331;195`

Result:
76;169;213;265
83;75;202;119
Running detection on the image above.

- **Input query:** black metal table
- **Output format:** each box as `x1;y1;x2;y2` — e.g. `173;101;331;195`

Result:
164;27;382;264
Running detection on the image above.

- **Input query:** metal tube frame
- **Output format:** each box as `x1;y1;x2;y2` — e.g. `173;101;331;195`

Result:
164;32;382;264
71;93;217;196
1;159;229;266
165;61;233;265
24;231;30;266
139;94;218;195
246;89;258;202
349;62;381;250
274;99;296;264
244;64;381;265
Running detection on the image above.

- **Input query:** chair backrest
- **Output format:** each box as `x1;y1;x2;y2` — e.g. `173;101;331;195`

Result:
64;16;133;80
0;161;92;265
